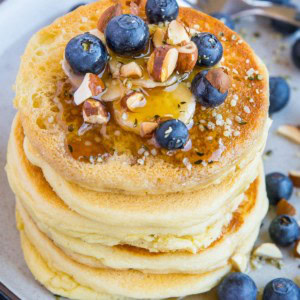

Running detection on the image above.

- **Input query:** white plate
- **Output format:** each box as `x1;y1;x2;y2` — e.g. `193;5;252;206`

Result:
0;1;299;299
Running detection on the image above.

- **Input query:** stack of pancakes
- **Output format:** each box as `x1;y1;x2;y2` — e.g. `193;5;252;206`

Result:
6;1;270;299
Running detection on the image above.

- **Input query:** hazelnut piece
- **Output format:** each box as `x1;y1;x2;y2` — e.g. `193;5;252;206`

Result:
82;99;110;124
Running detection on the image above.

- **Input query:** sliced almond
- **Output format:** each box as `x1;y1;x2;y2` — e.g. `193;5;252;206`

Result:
74;73;105;105
253;243;283;260
231;253;248;272
294;240;300;258
121;91;146;111
167;20;190;46
97;4;122;33
277;125;300;145
140;122;158;138
153;28;166;48
102;79;125;102
289;170;300;188
82;99;110;124
120;62;143;78
109;60;122;78
277;198;296;216
147;46;178;82
206;68;231;94
176;41;198;73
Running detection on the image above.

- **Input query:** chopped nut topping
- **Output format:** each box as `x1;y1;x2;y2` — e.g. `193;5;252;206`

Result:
97;4;122;33
277;198;296;216
289;170;300;187
120;62;143;78
82;99;110;124
253;243;283;260
74;73;105;105
277;125;300;145
231;253;248;272
153;28;166;48
147;46;178;82
176;41;198;73
206;68;231;94
140;122;158;138
109;60;122;78
102;80;124;102
294;240;300;258
121;91;146;112
167;20;190;45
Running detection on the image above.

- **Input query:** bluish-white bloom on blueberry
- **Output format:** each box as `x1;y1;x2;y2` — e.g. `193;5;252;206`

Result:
155;119;189;150
217;272;258;300
191;69;229;108
65;33;108;75
266;172;293;205
105;14;149;56
211;12;235;30
292;38;300;69
269;215;300;247
192;33;223;67
146;0;179;24
263;278;300;300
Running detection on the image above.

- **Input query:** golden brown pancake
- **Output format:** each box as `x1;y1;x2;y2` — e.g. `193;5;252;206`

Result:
15;0;269;194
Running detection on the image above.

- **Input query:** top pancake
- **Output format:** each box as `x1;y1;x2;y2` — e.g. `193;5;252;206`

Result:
15;0;269;194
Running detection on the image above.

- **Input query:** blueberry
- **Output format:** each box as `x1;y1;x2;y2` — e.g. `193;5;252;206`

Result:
105;14;149;56
211;13;235;30
191;69;228;108
146;0;179;24
217;272;257;300
259;0;291;5
263;278;300;300
69;3;86;12
266;172;293;205
292;38;300;69
269;77;290;114
155;119;189;150
269;215;300;247
192;33;223;67
271;4;298;35
65;33;108;75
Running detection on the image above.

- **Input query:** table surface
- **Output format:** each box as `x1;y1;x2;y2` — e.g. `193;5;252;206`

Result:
0;1;299;300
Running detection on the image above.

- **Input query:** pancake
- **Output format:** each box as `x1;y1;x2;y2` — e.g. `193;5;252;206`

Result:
15;0;269;194
7;114;266;254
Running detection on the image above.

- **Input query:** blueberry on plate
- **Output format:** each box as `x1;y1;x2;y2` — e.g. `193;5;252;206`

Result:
192;33;223;67
191;69;230;108
211;12;235;30
263;278;300;300
292;38;300;69
269;215;300;247
69;3;86;12
217;272;258;300
65;33;108;75
266;172;293;205
271;3;299;35
155;119;189;150
269;77;290;114
260;0;291;5
105;14;149;56
146;0;179;24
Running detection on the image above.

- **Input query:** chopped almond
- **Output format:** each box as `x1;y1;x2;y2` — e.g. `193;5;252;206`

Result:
120;62;143;78
276;199;296;216
102;80;125;102
74;73;105;105
147;46;178;82
176;41;198;73
167;20;190;46
277;125;300;145
121;92;146;111
97;4;122;33
140;122;158;138
206;68;231;94
294;240;300;258
153;28;166;48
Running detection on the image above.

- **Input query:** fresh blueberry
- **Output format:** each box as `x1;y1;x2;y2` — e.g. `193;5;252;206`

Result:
191;70;228;107
192;33;223;67
292;38;300;69
259;0;291;5
69;3;86;12
269;77;290;114
217;272;258;300
263;278;300;300
146;0;179;24
271;4;298;35
269;215;300;247
211;12;235;30
65;33;108;75
266;172;293;205
155;119;189;150
105;14;149;56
